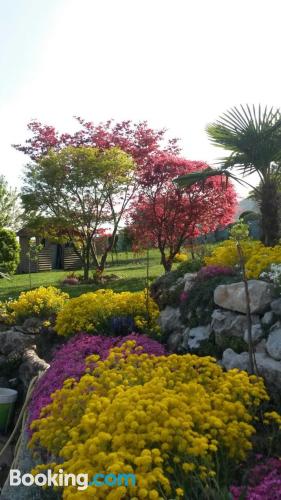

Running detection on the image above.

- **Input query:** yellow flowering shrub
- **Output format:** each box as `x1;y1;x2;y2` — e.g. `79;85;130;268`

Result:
174;253;189;263
30;341;270;499
55;289;159;337
205;240;281;278
0;286;69;324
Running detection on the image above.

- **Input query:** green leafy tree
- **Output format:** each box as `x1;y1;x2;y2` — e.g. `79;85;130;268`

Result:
21;146;136;279
0;175;22;231
176;105;281;246
0;228;20;276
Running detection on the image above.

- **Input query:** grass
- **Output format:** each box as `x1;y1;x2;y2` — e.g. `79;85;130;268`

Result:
0;250;168;302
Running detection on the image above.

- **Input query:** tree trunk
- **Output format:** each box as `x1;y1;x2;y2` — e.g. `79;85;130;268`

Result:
160;251;173;273
83;264;89;280
260;180;281;246
98;232;118;273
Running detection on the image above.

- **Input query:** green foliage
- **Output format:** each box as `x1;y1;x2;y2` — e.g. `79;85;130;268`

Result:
177;256;203;275
0;175;21;230
229;220;250;241
22;146;136;278
0;228;20;275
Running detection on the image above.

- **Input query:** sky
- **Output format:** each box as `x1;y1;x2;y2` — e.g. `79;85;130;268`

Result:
1;0;281;198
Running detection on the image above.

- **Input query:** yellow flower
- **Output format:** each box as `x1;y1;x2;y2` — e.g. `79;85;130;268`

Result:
176;488;184;497
1;286;69;326
29;342;273;499
204;239;281;278
55;288;159;337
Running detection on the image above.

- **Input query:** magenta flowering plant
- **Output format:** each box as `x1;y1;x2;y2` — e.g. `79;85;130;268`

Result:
180;291;189;302
28;333;166;433
196;265;235;281
230;456;281;499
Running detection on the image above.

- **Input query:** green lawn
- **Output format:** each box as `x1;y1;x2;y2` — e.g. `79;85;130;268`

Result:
0;250;168;302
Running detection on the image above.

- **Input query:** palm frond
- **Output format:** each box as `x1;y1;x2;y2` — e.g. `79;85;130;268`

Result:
206;104;281;178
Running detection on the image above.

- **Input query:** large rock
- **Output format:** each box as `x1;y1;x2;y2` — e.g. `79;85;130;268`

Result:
255;353;281;392
222;349;281;393
214;280;273;314
182;325;211;351
167;332;183;352
212;309;260;347
261;311;275;326
222;348;249;371
22;317;43;334
270;298;281;316
243;323;264;344
266;327;281;360
183;273;197;292
158;306;184;335
255;339;267;354
0;331;36;356
19;349;49;388
1;429;56;499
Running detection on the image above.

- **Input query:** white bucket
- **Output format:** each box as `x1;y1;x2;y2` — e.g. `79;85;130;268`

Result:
0;388;18;432
0;388;18;404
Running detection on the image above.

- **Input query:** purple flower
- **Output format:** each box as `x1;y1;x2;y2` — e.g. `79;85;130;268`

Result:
180;291;189;302
28;333;165;433
196;265;234;281
230;456;281;499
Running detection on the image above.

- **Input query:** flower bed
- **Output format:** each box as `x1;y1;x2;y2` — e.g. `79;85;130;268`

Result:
231;456;281;499
0;286;69;325
55;289;159;337
28;333;165;432
205;240;281;278
29;342;275;499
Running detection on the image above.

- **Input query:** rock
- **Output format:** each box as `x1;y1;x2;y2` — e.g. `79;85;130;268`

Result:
255;339;267;353
214;280;274;314
158;306;184;335
150;271;181;308
222;349;281;393
167;332;183;352
182;325;211;351
243;323;264;344
266;327;281;360
255;353;281;392
212;309;260;347
169;276;185;294
261;311;275;326
22;317;43;334
181;327;190;350
1;429;52;499
270;298;281;316
222;348;249;371
0;331;36;356
183;273;197;292
19;349;49;388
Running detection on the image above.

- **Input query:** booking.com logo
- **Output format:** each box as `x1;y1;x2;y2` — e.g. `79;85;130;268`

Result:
9;469;136;491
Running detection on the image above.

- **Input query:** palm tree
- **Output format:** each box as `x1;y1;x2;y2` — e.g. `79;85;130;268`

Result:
176;105;281;246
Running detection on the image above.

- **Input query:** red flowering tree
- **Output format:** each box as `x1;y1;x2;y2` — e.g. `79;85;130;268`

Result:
130;154;237;272
14;119;180;274
13;118;180;163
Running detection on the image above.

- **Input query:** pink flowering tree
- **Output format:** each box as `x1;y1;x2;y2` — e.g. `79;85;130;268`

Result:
130;153;237;272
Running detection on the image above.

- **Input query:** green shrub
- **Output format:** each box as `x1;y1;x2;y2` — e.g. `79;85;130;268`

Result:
0;228;19;275
177;256;203;275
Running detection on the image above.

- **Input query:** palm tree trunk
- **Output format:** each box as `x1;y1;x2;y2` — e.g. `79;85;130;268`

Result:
260;180;281;246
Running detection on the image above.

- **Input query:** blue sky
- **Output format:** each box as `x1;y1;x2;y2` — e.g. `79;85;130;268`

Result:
1;0;281;196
